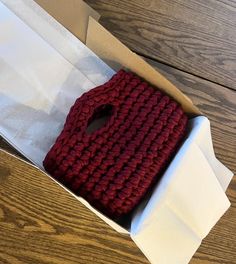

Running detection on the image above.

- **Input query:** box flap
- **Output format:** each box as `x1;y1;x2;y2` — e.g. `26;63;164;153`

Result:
35;0;100;43
86;17;201;116
130;116;232;264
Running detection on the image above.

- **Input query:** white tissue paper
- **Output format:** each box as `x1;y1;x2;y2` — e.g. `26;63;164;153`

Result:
1;0;114;84
0;2;233;264
0;0;114;167
131;117;233;264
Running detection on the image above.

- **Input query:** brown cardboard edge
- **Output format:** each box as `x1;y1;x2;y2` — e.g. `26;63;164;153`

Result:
35;0;100;43
86;17;202;117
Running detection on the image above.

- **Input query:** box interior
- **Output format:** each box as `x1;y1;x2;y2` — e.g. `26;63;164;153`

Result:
0;0;200;233
0;0;232;236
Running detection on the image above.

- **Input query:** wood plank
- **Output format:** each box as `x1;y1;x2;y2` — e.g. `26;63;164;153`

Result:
0;150;149;264
85;0;236;90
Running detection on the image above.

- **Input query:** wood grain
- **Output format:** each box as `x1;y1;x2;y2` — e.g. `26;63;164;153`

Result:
0;57;235;263
85;0;236;90
0;150;149;264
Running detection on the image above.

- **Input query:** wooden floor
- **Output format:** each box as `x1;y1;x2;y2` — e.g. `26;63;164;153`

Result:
1;1;236;263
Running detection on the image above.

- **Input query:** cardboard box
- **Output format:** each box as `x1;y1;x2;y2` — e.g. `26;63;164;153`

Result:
0;1;233;263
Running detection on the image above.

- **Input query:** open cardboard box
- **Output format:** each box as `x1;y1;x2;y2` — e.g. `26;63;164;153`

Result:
0;1;234;263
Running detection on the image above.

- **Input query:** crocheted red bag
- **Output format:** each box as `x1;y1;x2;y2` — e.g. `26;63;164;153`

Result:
43;70;188;220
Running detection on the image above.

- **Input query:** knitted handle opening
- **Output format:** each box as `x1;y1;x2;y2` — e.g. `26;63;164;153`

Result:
86;104;114;134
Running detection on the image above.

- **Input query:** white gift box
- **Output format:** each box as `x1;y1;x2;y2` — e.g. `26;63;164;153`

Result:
0;1;233;263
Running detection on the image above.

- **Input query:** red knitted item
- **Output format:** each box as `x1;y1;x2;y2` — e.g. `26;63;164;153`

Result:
43;70;188;220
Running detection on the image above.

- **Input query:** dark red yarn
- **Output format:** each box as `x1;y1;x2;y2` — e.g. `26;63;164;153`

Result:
43;70;188;220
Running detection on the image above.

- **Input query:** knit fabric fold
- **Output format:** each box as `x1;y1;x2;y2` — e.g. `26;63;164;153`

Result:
43;70;188;219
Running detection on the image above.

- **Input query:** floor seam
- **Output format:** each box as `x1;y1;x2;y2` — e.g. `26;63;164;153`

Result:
135;51;236;92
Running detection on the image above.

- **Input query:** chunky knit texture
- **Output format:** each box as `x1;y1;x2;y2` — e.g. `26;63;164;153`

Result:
43;70;188;220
